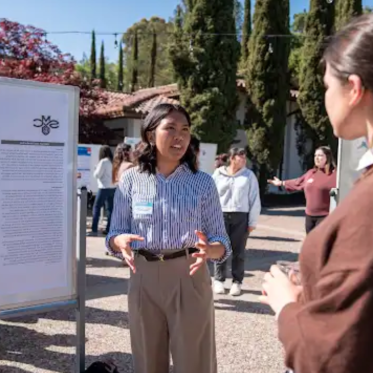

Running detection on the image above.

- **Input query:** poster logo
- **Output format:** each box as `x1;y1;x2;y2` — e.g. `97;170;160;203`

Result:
33;115;59;135
358;140;368;150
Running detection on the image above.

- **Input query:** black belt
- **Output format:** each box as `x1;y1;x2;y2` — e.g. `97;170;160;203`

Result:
136;248;198;262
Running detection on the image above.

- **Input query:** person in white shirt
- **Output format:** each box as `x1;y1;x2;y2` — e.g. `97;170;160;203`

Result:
89;145;115;236
212;148;261;296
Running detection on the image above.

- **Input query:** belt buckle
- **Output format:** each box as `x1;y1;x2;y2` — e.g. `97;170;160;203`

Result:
157;254;164;262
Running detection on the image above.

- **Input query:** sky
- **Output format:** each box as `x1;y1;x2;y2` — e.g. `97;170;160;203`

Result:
3;0;373;63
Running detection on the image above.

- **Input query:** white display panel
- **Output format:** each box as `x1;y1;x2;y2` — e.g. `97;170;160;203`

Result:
337;137;367;202
0;78;79;311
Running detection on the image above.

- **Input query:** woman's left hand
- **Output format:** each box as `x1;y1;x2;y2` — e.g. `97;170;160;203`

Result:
190;230;211;275
259;265;303;317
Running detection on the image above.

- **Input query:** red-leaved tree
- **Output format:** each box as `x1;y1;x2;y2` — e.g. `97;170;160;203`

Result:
0;19;118;143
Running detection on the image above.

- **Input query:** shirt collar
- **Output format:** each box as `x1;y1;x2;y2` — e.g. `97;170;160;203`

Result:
356;140;373;171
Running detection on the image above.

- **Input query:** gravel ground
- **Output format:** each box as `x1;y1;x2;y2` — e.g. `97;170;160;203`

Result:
0;207;305;373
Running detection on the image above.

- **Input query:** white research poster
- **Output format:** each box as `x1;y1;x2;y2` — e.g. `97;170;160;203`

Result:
0;79;77;310
338;137;368;201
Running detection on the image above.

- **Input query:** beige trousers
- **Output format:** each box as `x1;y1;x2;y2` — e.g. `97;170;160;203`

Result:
128;251;217;373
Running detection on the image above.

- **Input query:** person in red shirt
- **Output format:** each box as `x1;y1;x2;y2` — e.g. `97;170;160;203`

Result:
268;146;336;234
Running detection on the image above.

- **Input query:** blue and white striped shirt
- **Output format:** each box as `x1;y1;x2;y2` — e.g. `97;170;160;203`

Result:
106;164;231;263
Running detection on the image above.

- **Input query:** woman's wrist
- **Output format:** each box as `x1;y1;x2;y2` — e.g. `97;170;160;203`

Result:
208;242;225;259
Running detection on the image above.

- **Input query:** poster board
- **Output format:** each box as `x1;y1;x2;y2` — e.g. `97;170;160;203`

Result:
337;137;367;202
124;137;217;175
199;143;217;175
0;78;79;311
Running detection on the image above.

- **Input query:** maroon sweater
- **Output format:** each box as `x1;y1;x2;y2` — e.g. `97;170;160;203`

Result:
278;169;373;373
284;169;336;216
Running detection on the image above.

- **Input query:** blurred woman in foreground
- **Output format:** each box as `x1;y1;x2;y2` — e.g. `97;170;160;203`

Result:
261;14;373;373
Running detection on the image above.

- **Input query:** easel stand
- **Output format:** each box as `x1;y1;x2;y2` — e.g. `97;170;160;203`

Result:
0;188;87;373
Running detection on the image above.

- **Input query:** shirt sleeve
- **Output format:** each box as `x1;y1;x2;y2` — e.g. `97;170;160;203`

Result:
284;171;310;192
248;172;261;227
201;177;231;263
105;172;132;258
93;159;104;179
278;268;373;373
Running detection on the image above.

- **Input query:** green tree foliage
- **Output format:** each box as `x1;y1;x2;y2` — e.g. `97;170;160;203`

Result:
240;0;251;66
123;17;174;89
148;30;157;87
90;30;96;80
292;10;308;33
289;10;307;88
117;42;124;91
76;54;118;91
99;41;106;89
297;0;336;159
245;0;290;191
170;0;240;151
131;30;138;92
336;0;362;30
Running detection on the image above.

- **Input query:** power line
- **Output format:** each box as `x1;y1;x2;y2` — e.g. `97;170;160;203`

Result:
45;30;297;38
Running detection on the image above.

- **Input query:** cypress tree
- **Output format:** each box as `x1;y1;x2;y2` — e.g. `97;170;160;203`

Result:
170;0;240;151
148;30;157;87
245;0;290;192
90;30;96;80
336;0;362;30
117;42;124;91
99;41;106;89
297;0;336;158
131;30;139;93
241;0;251;64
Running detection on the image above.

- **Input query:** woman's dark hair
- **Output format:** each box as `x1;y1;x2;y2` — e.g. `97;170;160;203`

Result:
99;145;113;162
314;146;336;175
136;103;197;174
112;143;132;183
323;13;373;91
190;135;200;154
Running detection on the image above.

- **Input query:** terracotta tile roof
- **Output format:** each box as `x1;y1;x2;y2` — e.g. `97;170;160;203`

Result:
97;84;179;118
97;80;299;119
133;95;180;114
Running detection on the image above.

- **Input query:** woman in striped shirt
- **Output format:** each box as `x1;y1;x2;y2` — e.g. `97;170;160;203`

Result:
106;103;231;373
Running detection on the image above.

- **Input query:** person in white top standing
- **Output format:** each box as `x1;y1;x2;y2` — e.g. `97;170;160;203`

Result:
89;145;115;236
212;148;261;296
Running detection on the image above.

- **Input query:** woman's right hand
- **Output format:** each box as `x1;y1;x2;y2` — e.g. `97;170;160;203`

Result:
111;234;144;272
267;176;283;187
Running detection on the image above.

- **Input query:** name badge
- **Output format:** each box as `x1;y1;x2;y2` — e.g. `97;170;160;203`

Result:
134;201;153;215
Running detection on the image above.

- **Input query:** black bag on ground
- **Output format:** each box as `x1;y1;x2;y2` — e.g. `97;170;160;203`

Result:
84;360;119;373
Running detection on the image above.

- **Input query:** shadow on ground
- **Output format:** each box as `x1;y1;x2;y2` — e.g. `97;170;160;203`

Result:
250;236;301;243
261;208;305;217
0;322;133;372
245;249;298;272
214;298;274;316
86;256;127;269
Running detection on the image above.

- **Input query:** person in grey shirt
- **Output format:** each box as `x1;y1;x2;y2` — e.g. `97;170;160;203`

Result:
212;147;261;296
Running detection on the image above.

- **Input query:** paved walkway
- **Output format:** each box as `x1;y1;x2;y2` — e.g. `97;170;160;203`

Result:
0;207;305;373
